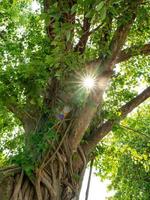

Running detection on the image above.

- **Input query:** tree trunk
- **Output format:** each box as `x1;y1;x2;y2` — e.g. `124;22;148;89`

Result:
0;158;86;200
0;128;87;200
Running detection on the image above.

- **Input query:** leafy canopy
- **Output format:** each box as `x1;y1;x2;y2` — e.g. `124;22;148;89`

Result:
95;104;150;200
0;0;150;197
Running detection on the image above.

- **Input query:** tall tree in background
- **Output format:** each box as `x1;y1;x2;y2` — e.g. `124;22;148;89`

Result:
95;105;150;200
0;0;150;199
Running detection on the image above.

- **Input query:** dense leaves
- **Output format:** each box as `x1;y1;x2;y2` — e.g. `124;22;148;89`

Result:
0;0;150;199
95;105;150;200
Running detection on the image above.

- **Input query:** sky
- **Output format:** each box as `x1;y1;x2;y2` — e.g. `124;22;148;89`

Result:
80;169;115;200
31;0;41;12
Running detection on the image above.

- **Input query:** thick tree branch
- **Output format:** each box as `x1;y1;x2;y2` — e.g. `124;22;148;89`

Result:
69;70;113;153
69;1;143;153
120;124;150;139
102;0;143;69
74;16;91;54
116;43;150;63
7;102;39;134
43;0;55;39
7;103;24;121
85;1;143;69
42;0;77;112
83;86;150;154
44;0;76;41
85;42;150;72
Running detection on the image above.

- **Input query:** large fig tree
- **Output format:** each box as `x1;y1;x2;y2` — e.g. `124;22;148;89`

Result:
0;0;150;199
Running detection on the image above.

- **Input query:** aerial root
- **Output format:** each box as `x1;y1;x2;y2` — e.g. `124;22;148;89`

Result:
18;190;23;200
56;152;65;179
7;165;59;200
10;171;24;200
22;179;29;198
35;176;42;200
78;146;87;168
43;187;48;200
41;171;56;198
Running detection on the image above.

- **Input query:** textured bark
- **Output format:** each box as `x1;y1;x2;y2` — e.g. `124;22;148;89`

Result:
116;43;150;63
74;16;91;54
69;69;113;152
0;119;87;200
0;149;86;200
83;86;150;153
1;1;148;199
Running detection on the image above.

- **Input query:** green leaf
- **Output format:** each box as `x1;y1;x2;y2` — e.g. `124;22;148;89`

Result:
100;5;106;21
96;1;104;12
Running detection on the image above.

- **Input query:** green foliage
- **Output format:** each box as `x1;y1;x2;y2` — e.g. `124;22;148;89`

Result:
0;107;23;166
11;122;58;175
0;1;150;197
95;105;150;200
0;0;149;111
101;54;150;120
0;0;49;108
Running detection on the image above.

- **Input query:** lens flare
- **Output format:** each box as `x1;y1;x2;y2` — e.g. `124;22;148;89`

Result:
82;75;96;90
72;71;97;95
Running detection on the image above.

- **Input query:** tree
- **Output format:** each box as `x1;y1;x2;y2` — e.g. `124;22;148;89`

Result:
95;105;150;200
0;0;150;199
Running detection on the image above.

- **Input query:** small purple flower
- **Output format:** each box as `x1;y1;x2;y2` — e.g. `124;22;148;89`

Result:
57;114;65;120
